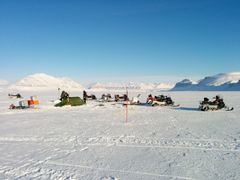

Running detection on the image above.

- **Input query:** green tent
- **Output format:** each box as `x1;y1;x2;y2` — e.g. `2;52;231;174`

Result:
55;97;85;107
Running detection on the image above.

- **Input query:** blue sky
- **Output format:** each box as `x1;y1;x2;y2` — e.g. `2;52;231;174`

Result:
0;0;239;83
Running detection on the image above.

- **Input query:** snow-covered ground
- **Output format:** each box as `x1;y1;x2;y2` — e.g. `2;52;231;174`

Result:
0;89;240;180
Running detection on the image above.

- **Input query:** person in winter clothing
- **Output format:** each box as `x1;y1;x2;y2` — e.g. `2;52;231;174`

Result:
147;94;155;104
123;94;129;101
202;97;209;104
83;90;87;103
213;96;220;104
213;95;225;109
60;91;69;101
165;96;173;105
9;104;16;109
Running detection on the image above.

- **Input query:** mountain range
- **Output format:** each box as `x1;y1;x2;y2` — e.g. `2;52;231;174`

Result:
2;72;240;91
8;73;84;91
171;72;240;91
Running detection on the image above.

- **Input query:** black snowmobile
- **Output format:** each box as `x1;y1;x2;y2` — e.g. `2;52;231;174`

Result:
150;95;179;107
83;90;97;102
199;96;233;111
154;95;174;105
115;94;129;102
98;94;115;102
8;93;22;99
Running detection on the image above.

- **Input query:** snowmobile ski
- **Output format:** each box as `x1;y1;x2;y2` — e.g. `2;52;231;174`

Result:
225;107;234;111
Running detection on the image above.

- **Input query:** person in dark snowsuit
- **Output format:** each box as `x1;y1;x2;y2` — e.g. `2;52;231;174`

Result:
60;91;69;101
213;95;225;109
83;90;87;103
202;97;209;104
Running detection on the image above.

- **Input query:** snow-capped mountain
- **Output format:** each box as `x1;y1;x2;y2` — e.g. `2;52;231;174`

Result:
155;83;175;90
9;73;84;91
88;82;173;91
198;72;240;86
171;72;240;91
170;79;197;91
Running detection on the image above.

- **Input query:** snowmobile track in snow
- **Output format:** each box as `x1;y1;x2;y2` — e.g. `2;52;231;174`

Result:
1;136;240;153
45;161;196;180
81;136;240;152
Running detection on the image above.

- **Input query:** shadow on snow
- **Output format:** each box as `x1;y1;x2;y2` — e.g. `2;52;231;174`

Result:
177;107;200;112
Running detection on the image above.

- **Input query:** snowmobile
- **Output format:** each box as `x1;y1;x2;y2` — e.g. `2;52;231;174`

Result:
199;96;233;111
123;94;179;107
98;94;115;102
147;95;179;107
8;93;22;99
115;94;129;102
86;94;97;100
123;94;141;105
9;97;39;110
83;90;97;101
